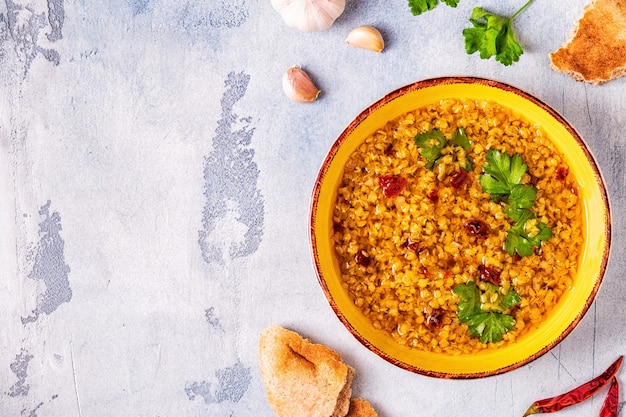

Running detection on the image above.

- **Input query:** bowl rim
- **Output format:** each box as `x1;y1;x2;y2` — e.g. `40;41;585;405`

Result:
309;76;612;379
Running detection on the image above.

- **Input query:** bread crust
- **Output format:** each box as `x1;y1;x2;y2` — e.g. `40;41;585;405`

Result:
259;325;354;417
346;398;379;417
550;0;626;85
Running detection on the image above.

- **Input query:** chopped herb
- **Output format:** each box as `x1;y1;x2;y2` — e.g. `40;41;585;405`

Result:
408;0;459;16
414;128;472;170
479;149;552;257
462;0;534;66
454;281;520;344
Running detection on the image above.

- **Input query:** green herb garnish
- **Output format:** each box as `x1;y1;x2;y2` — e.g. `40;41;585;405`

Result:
462;0;535;66
407;0;459;16
479;149;552;257
414;128;471;170
454;281;521;344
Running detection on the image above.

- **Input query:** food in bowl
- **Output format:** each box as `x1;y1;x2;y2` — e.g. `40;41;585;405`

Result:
310;77;610;377
332;97;583;355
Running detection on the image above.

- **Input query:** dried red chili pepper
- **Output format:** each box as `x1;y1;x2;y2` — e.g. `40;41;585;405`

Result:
379;175;407;198
464;219;490;239
598;377;619;417
355;250;372;267
478;264;501;286
450;170;470;189
522;355;623;416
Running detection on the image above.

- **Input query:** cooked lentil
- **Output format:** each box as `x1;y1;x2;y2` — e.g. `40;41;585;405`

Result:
332;98;583;354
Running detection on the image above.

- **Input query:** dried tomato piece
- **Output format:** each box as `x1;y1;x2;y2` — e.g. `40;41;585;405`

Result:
355;250;372;267
426;308;445;329
333;222;344;234
379;175;407;198
464;219;490;238
478;264;501;285
450;170;470;189
401;236;421;252
427;189;439;203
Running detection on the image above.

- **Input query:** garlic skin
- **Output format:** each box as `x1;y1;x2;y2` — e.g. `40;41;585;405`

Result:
271;0;346;32
345;26;385;53
282;67;321;103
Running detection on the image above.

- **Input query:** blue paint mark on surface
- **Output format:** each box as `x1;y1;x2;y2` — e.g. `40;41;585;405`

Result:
7;349;33;397
21;201;72;324
208;1;249;29
178;0;249;41
185;362;251;404
46;0;64;42
0;0;64;72
129;0;150;16
198;71;264;265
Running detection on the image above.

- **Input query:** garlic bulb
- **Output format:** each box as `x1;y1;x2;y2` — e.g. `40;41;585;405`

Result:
271;0;346;32
282;67;321;103
345;26;385;52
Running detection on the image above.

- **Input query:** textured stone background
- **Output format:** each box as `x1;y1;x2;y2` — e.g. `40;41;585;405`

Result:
1;1;625;416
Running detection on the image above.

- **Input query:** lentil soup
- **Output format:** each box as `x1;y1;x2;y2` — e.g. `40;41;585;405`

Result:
332;98;583;355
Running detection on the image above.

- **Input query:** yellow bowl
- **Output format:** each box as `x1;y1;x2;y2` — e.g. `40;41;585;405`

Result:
309;77;611;378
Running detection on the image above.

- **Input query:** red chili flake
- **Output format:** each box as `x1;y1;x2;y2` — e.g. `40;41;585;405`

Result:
355;250;372;267
421;266;430;277
464;219;490;239
555;166;568;182
426;308;445;329
450;170;470;189
523;356;623;416
427;189;439;203
513;252;522;262
384;143;394;156
379;175;407;198
478;264;501;285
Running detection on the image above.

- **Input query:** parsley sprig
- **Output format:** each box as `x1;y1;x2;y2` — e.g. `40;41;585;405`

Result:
479;149;552;257
462;0;535;66
414;128;471;170
454;281;521;344
407;0;459;16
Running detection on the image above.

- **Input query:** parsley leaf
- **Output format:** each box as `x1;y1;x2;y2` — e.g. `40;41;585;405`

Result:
506;220;553;257
449;127;471;150
462;0;535;66
414;128;472;170
408;0;459;16
414;129;446;168
454;281;520;344
479;149;528;196
479;149;552;257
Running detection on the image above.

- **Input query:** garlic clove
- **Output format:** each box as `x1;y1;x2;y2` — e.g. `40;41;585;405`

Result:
282;67;321;103
271;0;346;32
345;26;385;53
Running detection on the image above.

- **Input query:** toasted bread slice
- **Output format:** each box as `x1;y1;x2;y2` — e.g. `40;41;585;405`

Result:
346;398;379;417
259;325;355;417
549;0;626;85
